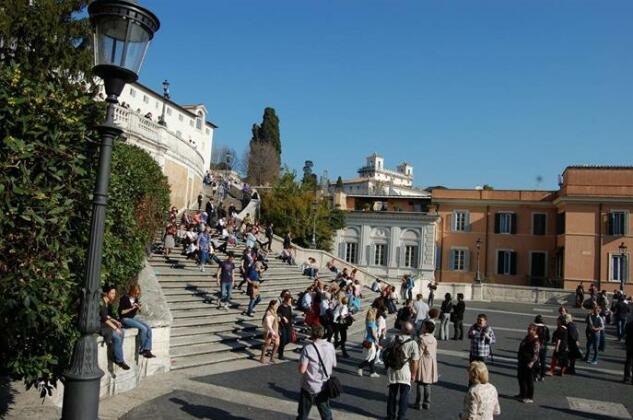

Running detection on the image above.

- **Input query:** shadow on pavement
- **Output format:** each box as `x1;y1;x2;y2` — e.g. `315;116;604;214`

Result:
170;397;251;420
539;405;622;420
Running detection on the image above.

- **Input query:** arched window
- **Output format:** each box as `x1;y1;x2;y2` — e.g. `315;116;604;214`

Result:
196;111;203;130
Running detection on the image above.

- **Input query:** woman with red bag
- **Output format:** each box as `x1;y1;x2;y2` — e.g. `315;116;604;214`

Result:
277;293;294;360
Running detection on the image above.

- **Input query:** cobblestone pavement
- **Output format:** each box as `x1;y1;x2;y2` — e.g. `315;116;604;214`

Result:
118;301;633;420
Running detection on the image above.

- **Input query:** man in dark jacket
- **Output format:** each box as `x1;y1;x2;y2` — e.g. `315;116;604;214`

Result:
624;317;633;383
452;293;466;340
533;315;550;381
516;323;540;403
613;298;630;341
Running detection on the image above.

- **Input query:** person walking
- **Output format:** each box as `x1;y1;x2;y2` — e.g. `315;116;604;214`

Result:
468;314;496;363
533;315;549;381
297;325;336;420
452;293;466;340
548;318;569;376
584;304;604;365
216;252;235;310
385;321;420;420
439;293;453;341
163;222;176;257
624;315;633;383
332;296;351;358
197;225;212;272
613;296;630;341
460;361;501;420
197;193;203;210
414;320;438;410
575;283;585;308
358;307;380;378
260;300;280;364
243;264;262;317
516;323;539;404
118;284;155;359
265;223;274;251
427;280;437;307
277;293;293;360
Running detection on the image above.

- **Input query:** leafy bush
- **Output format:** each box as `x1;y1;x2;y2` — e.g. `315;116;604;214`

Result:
0;1;170;390
260;170;344;251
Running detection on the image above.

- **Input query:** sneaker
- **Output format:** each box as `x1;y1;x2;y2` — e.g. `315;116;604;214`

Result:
590;361;598;365
422;403;430;410
357;368;363;376
115;361;130;370
223;303;230;311
544;371;553;376
369;372;380;378
521;399;534;404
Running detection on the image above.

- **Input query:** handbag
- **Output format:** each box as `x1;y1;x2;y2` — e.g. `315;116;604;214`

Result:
312;343;342;399
362;340;372;349
341;315;354;328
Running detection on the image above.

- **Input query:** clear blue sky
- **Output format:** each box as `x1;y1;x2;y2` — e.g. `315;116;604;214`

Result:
137;0;633;190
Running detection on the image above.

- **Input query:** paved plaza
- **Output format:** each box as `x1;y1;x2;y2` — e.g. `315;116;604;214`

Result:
103;301;632;420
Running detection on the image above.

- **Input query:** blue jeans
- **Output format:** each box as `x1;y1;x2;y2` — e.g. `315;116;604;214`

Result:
247;295;261;315
199;250;209;265
616;318;626;340
387;383;411;420
297;387;332;420
586;331;599;362
122;317;152;352
110;329;125;363
220;282;232;303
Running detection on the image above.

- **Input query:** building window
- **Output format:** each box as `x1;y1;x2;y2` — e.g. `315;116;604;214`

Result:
449;248;468;271
129;88;136;97
178;114;184;122
497;250;517;275
495;212;516;234
608;211;627;236
143;95;149;104
556;212;565;234
532;213;547;236
374;244;387;266
404;245;418;268
167;107;172;116
189;119;194;127
610;254;628;283
344;242;358;264
196;112;203;130
453;210;469;232
530;251;547;278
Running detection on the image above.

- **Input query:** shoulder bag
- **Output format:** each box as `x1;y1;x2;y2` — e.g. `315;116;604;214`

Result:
312;343;342;399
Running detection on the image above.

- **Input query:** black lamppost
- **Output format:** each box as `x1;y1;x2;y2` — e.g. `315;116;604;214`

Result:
311;199;318;249
158;79;170;126
619;242;628;291
474;238;482;283
61;2;159;419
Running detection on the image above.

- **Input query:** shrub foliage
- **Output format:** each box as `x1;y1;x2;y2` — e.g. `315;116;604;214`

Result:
0;0;170;390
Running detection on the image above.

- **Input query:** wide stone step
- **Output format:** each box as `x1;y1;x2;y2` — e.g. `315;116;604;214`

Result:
172;315;262;329
155;272;322;282
170;329;260;348
170;350;252;371
158;281;316;294
170;324;247;338
170;338;262;358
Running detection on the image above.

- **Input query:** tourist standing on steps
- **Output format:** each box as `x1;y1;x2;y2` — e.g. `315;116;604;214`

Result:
216;252;235;311
163;222;176;257
284;231;292;250
414;320;438;410
516;323;539;404
460;361;501;420
197;193;203;210
119;284;155;359
358;307;380;378
439;293;453;341
385;321;420;420
265;223;274;251
197;225;212;272
260;300;280;364
277;293;293;360
100;285;130;370
468;314;496;363
332;295;351;358
297;325;336;420
584;303;604;365
452;293;466;340
244;263;262;317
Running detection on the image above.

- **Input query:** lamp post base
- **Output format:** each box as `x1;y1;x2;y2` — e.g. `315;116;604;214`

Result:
474;272;482;283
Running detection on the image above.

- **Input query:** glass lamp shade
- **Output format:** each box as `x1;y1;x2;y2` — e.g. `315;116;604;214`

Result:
89;0;160;95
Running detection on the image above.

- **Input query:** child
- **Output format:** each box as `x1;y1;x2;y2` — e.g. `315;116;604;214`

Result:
415;320;438;410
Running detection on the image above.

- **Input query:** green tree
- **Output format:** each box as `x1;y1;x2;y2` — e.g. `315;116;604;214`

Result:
260;170;344;251
335;176;344;191
0;0;170;392
248;107;281;184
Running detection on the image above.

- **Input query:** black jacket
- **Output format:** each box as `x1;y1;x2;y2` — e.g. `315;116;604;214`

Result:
453;301;465;321
118;295;139;319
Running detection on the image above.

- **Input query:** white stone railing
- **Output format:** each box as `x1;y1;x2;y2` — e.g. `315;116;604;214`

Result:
112;105;205;178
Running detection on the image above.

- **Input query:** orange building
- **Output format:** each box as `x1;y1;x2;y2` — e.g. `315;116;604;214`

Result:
431;166;633;295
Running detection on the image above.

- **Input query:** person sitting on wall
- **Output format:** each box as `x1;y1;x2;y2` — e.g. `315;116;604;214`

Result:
119;284;156;359
100;285;130;370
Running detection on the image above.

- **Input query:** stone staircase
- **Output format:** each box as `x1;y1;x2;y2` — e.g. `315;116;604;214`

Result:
148;243;379;370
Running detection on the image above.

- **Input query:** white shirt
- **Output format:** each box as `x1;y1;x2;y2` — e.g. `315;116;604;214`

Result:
414;300;430;322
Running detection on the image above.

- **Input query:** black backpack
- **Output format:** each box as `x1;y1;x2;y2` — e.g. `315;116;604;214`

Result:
382;336;413;370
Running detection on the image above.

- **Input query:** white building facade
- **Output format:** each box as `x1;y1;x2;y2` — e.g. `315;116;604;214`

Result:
103;82;216;209
333;211;439;283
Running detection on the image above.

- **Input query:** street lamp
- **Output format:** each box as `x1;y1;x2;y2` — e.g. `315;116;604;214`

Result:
474;238;482;283
61;1;159;420
619;242;628;291
311;199;318;249
158;79;170;126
